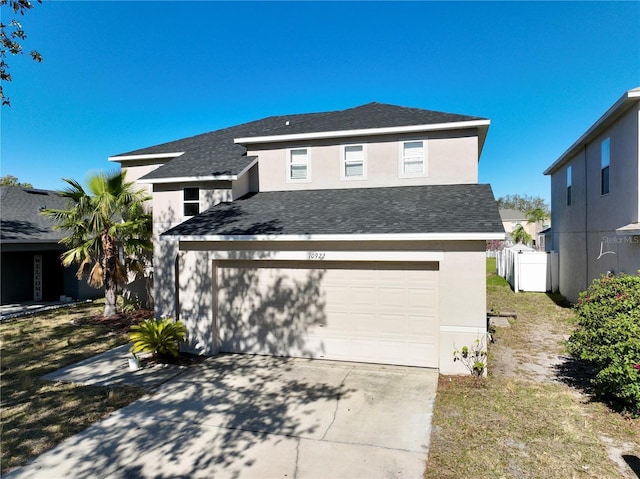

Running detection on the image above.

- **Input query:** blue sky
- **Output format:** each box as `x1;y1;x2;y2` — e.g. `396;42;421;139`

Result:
1;1;639;205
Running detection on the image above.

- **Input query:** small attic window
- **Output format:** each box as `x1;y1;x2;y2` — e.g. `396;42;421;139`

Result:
183;187;200;217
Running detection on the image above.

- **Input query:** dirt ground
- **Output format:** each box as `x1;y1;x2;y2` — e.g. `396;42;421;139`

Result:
488;296;640;479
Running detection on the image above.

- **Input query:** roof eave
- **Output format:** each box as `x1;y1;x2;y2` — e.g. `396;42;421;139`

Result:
544;88;640;175
233;119;491;145
162;232;506;242
108;152;185;162
137;157;258;184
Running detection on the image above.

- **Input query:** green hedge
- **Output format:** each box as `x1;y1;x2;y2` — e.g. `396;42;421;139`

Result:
567;272;640;415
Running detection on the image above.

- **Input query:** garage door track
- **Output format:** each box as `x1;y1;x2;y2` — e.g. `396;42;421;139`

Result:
6;354;438;479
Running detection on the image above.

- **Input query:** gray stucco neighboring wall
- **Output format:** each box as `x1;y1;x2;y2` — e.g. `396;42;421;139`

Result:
549;100;640;302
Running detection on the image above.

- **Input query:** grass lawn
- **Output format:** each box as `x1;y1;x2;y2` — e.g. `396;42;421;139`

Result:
425;258;640;479
0;301;149;474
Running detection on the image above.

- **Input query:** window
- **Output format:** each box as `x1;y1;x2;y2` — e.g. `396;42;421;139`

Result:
401;140;425;176
601;137;610;195
288;148;309;181
566;166;572;206
342;145;366;179
183;187;199;217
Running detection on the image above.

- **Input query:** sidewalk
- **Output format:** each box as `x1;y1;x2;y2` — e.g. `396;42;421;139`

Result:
43;344;189;391
0;300;92;321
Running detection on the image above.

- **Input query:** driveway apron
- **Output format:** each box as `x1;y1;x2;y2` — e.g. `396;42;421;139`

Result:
5;354;438;479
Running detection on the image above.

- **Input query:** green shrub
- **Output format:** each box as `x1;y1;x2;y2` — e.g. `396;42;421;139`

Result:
129;318;187;360
567;272;640;414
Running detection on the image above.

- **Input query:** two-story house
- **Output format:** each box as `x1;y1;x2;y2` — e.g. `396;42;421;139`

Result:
544;88;640;303
109;102;504;374
498;208;550;249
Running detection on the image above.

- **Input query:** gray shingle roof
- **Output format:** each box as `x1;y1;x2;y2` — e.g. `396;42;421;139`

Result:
498;208;527;221
114;102;486;182
162;184;504;237
0;187;68;242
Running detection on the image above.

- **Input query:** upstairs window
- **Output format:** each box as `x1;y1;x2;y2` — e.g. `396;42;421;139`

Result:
288;148;309;181
342;145;366;179
601;137;610;195
401;140;425;176
566;166;572;206
183;187;200;217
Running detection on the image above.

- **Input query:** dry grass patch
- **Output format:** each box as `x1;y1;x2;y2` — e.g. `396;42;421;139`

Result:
427;376;629;479
0;301;148;474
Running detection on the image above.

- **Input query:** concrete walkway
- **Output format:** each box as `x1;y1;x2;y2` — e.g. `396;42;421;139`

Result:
43;344;189;391
0;300;93;320
7;354;438;479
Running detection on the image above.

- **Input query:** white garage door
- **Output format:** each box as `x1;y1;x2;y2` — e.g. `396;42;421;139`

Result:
216;261;439;368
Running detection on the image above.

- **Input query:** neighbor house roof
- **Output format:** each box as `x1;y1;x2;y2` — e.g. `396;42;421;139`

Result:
162;184;505;241
0;186;68;243
544;87;640;175
110;102;489;183
499;208;527;221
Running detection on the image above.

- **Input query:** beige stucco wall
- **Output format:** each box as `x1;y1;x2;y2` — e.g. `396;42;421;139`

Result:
119;160;168;198
550;103;640;302
172;239;488;374
251;130;479;192
151;181;234;319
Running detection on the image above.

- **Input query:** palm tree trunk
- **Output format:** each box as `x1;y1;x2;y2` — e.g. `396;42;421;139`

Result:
102;232;118;317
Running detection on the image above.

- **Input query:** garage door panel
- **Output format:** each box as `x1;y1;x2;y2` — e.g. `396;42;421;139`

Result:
217;262;439;368
408;288;437;309
408;314;437;336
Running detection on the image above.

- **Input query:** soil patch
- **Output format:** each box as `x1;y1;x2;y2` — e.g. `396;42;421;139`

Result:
72;309;154;333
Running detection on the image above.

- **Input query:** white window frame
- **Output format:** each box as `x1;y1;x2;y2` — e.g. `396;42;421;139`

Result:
601;137;610;195
567;165;572;206
399;139;427;178
286;147;311;183
341;144;367;180
183;187;200;218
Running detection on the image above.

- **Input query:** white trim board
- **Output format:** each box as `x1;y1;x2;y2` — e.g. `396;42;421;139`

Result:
181;250;444;262
109;152;185;162
440;326;487;335
234;120;491;144
166;232;507;242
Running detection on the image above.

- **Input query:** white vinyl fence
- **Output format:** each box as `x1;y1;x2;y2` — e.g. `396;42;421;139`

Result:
496;247;559;293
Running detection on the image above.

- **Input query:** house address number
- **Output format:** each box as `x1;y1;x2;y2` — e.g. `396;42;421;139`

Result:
307;252;326;260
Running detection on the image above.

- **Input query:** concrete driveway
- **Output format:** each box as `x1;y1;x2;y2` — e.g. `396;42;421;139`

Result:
6;354;438;479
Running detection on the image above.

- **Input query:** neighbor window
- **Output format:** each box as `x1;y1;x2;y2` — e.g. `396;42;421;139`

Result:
566;166;572;206
288;148;309;181
401;140;425;176
342;145;366;179
601;137;610;195
183;187;200;217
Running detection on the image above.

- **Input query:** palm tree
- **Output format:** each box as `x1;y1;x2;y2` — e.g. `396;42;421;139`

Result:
525;207;547;226
511;223;532;245
43;171;152;316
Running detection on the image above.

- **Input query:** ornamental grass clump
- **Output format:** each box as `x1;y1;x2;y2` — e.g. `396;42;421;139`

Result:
567;272;640;415
129;318;186;361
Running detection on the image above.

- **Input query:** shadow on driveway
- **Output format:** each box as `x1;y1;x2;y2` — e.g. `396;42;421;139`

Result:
7;354;438;479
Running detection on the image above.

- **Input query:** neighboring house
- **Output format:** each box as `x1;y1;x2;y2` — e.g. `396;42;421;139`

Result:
544;87;640;303
499;208;549;249
0;186;101;304
109;102;504;374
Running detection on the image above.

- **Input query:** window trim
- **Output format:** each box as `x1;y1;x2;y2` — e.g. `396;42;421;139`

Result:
286;147;311;183
601;137;610;196
183;187;200;218
566;165;572;206
340;143;367;181
399;139;427;178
